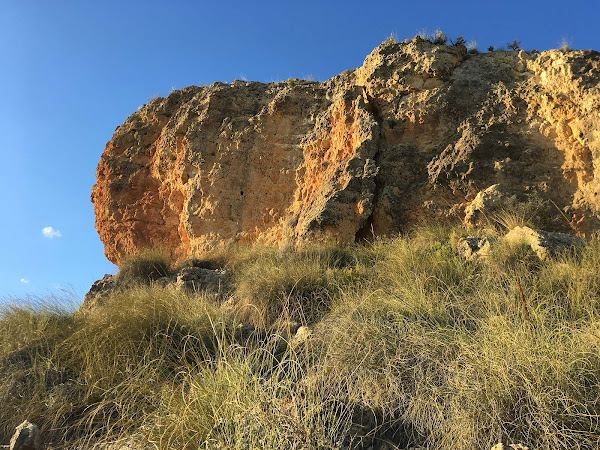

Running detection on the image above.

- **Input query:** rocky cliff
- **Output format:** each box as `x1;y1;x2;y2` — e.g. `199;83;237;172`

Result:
92;37;600;265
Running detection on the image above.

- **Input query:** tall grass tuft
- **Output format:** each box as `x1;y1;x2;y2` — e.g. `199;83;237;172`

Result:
0;287;235;446
230;244;369;327
117;248;172;284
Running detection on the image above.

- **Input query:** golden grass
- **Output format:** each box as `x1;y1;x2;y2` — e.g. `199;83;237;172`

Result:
1;226;599;448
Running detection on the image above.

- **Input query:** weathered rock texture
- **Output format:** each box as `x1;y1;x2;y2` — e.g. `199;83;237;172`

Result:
504;226;585;260
457;237;492;261
92;37;600;265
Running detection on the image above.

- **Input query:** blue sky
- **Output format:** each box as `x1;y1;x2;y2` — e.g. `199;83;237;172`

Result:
1;0;598;302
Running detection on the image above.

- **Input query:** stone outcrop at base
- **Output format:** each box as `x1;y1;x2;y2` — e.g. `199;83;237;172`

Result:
457;226;586;261
82;267;229;311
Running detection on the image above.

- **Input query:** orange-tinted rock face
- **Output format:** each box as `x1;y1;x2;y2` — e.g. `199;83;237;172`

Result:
92;38;600;265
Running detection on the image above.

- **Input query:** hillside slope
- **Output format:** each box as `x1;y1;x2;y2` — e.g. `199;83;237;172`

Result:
2;226;600;449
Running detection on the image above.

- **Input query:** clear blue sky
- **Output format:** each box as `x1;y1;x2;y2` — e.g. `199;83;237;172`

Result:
1;0;598;303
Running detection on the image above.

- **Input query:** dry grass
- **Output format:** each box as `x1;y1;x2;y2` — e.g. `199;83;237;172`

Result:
1;226;600;448
116;248;172;284
561;37;573;52
229;243;370;327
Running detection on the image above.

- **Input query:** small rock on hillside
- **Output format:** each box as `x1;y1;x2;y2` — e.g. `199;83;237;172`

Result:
504;226;585;260
8;421;41;450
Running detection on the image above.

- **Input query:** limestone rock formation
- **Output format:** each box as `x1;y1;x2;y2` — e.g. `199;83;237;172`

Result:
92;37;600;265
175;267;229;293
491;444;529;450
82;274;117;309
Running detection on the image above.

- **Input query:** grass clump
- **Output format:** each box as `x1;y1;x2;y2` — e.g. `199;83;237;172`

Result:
230;243;370;327
561;37;573;52
0;287;235;447
150;337;354;449
382;32;398;44
467;40;479;54
2;226;600;448
116;248;171;284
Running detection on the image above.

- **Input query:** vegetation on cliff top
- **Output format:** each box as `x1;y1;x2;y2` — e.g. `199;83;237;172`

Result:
1;224;600;449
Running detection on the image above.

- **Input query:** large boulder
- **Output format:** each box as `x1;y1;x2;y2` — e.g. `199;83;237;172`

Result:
92;39;600;264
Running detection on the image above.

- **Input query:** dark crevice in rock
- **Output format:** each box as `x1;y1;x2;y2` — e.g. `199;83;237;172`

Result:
355;91;385;242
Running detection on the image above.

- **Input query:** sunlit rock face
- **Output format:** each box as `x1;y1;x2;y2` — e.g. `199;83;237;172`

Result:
92;37;600;265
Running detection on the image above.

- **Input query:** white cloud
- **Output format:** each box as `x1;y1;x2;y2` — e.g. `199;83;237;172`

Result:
42;226;62;239
20;278;29;284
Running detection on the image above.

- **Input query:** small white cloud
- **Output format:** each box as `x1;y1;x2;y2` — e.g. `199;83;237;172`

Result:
42;226;62;239
20;278;29;284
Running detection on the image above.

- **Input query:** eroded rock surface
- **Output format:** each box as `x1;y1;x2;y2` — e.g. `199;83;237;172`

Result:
92;38;600;264
504;226;585;260
175;267;229;294
82;274;117;309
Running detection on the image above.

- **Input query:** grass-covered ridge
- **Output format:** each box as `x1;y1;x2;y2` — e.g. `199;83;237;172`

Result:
1;226;600;449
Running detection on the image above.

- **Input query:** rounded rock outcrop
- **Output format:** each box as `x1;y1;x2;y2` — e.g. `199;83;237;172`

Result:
92;40;600;265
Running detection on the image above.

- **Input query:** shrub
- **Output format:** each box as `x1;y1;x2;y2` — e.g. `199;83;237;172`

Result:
454;36;466;46
507;39;521;51
432;29;448;45
467;40;478;54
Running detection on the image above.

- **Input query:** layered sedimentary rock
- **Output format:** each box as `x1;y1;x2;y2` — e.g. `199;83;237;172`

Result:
92;37;600;265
